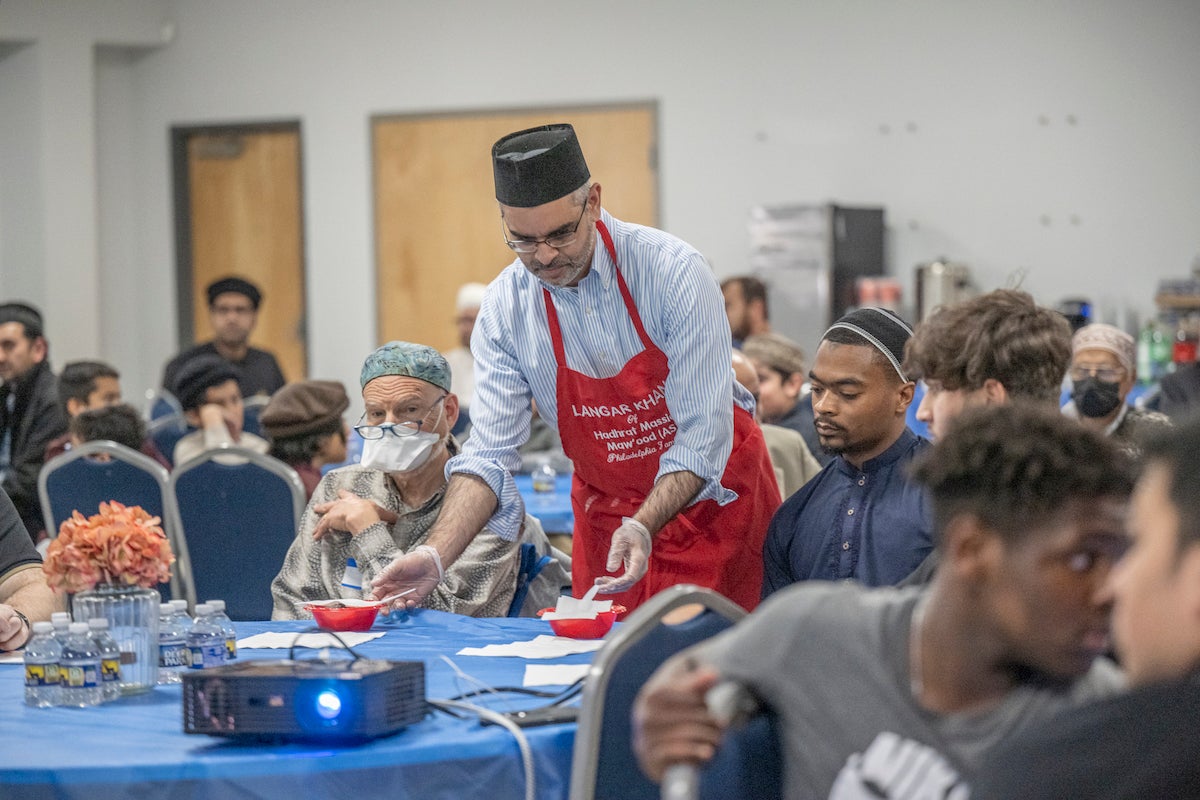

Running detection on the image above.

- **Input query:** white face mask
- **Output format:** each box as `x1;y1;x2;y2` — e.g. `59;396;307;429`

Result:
358;400;447;473
360;429;442;473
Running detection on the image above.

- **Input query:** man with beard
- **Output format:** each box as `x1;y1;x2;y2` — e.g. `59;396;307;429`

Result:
721;275;771;348
0;303;67;541
761;307;932;592
371;124;779;614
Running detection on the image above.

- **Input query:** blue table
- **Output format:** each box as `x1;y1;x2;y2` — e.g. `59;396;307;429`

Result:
514;473;575;536
0;611;591;800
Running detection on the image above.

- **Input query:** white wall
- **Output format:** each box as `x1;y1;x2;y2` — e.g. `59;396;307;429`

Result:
3;0;1200;402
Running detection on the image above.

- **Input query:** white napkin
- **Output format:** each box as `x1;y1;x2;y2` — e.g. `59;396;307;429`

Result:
543;584;612;620
237;631;386;650
302;598;383;608
456;634;606;658
524;663;591;687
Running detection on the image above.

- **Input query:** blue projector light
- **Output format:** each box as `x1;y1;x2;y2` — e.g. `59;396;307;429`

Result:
315;689;342;720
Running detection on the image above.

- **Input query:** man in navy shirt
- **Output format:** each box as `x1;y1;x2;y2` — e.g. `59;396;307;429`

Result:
763;307;932;593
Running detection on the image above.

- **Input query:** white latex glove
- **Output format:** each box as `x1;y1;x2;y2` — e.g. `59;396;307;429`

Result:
369;545;443;611
593;517;652;595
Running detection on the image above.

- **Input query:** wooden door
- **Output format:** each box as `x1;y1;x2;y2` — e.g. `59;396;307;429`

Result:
173;123;307;382
372;104;658;352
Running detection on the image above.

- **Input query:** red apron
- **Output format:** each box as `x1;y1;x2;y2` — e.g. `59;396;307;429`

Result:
543;221;780;614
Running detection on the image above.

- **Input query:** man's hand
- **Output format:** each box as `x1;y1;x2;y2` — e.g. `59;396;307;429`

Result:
0;604;31;651
593;517;652;594
633;656;723;782
198;404;231;435
369;545;443;610
312;490;399;540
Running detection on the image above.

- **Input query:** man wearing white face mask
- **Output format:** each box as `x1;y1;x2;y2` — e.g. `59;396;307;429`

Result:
270;341;568;619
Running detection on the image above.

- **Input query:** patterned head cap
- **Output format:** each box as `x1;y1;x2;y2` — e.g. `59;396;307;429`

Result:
1072;323;1134;374
359;341;452;392
823;306;914;382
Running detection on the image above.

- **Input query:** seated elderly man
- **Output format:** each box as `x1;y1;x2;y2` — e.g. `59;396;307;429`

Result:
271;341;567;619
1063;322;1170;459
0;488;61;651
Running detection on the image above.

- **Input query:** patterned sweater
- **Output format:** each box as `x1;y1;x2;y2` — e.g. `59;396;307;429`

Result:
271;464;566;619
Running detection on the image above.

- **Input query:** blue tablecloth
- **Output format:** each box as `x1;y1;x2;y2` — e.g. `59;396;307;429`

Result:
0;611;591;800
514;473;575;536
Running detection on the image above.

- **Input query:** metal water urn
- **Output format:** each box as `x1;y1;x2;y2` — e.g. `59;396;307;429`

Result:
915;259;973;322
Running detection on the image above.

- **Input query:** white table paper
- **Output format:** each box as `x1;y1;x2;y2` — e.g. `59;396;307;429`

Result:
523;663;591;687
237;631;385;650
456;634;606;658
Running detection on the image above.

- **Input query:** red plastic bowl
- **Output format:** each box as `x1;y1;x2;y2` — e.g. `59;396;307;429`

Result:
305;603;380;632
537;605;626;639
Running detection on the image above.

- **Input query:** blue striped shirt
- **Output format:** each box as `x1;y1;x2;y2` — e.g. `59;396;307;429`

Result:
449;209;753;541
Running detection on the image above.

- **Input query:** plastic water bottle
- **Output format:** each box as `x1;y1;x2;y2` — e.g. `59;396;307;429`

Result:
50;611;71;646
206;599;238;661
88;618;122;702
60;622;103;707
24;622;62;708
533;461;557;494
157;602;189;684
187;603;225;670
170;599;192;628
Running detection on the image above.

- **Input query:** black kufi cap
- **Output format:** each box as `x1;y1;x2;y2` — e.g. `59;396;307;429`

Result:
206;276;262;309
171;354;242;411
0;302;44;338
824;307;914;381
492;123;590;208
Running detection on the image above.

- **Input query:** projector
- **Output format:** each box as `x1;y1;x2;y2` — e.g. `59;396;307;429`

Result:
182;657;426;742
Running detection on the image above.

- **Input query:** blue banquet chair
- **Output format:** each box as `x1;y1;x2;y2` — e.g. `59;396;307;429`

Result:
38;440;186;602
568;584;749;800
169;445;306;620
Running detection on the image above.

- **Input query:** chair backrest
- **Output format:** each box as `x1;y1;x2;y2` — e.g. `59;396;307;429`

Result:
169;446;306;620
145;388;183;421
241;394;271;438
507;541;553;618
698;712;783;800
569;584;748;800
37;440;184;602
146;413;192;468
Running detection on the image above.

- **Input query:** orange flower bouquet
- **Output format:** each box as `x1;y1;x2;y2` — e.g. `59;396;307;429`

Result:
43;501;175;594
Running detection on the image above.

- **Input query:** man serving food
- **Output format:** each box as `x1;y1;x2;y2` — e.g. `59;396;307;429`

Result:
372;123;779;613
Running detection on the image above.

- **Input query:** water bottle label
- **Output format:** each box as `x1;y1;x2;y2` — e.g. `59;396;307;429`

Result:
189;641;225;669
64;664;99;688
100;657;121;683
341;558;362;591
25;663;60;688
160;642;190;668
225;636;238;660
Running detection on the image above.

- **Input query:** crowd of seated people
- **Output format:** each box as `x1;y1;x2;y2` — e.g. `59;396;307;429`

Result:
2;287;570;628
6;244;1199;793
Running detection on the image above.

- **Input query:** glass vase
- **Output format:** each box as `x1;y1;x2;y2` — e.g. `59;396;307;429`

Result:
72;584;161;695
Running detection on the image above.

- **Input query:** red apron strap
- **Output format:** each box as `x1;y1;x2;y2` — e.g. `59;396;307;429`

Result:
541;288;568;368
596;220;655;351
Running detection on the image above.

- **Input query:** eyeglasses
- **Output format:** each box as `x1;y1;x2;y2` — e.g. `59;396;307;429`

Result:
1069;365;1125;383
354;394;447;440
502;203;588;254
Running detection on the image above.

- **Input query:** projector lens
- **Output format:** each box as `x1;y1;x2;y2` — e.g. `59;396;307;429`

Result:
315;690;342;720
